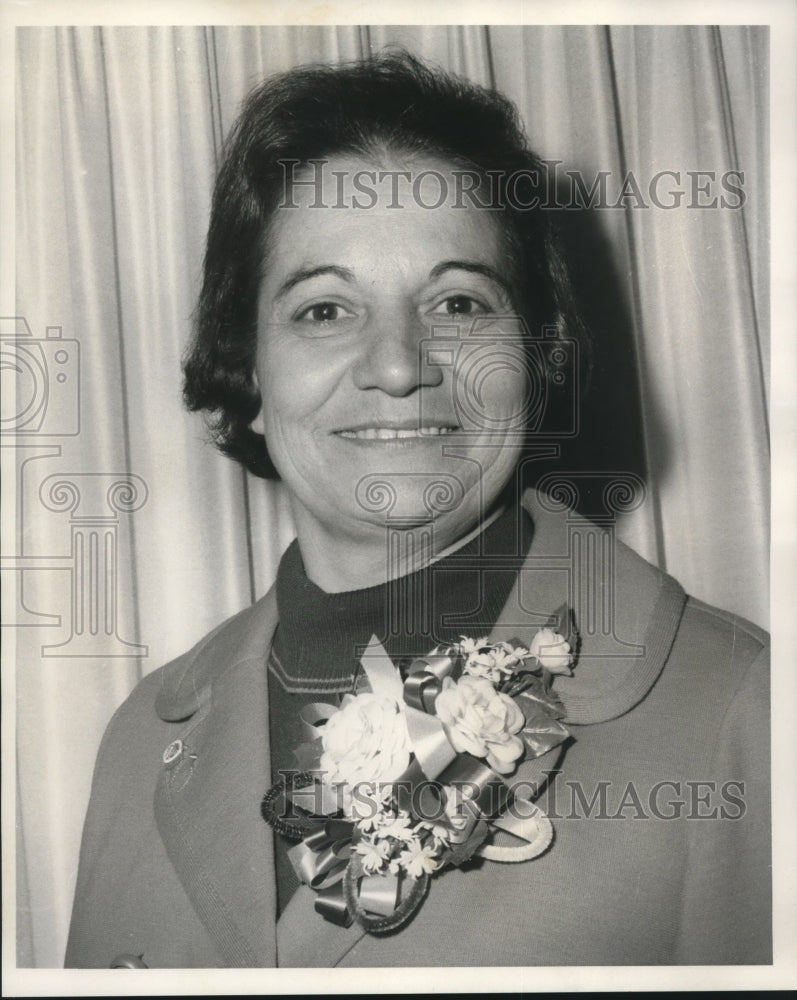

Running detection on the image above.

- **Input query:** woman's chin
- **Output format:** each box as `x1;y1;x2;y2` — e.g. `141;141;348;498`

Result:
344;493;483;549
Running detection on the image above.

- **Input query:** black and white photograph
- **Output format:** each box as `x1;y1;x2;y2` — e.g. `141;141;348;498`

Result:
3;1;794;993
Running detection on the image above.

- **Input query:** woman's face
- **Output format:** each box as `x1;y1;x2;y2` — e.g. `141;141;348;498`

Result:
255;153;532;555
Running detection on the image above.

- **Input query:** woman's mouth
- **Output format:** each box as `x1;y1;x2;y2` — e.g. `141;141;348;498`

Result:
336;426;458;441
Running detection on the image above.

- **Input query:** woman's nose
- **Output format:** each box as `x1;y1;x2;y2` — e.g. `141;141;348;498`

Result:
351;313;444;395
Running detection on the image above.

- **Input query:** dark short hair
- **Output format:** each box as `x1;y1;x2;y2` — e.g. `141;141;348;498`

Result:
183;50;588;478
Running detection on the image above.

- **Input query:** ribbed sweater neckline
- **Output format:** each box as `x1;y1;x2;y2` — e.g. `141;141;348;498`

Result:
270;504;533;694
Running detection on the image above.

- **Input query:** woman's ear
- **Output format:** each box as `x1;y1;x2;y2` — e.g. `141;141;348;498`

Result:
251;367;265;435
251;409;265;435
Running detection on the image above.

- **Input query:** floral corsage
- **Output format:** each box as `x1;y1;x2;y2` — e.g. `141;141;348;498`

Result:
262;619;576;933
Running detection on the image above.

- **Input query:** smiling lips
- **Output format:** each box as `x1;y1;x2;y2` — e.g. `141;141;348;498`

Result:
336;426;458;441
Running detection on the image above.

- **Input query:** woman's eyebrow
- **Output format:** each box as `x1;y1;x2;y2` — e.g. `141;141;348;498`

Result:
274;264;355;300
428;260;513;297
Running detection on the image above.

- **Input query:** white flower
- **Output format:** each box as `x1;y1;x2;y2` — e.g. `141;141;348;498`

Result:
460;637;530;683
458;635;490;656
399;839;441;878
356;800;393;834
459;636;498;681
375;810;416;844
434;675;525;775
356;813;380;834
319;693;410;814
529;628;573;675
462;653;502;682
491;645;529;674
355;838;391;875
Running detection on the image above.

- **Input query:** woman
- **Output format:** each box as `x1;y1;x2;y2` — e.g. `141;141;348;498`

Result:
65;52;770;968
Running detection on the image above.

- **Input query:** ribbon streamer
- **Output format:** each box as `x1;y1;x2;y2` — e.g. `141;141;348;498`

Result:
358;872;401;917
314;881;353;927
477;798;553;862
360;639;404;700
401;707;458;782
403;646;459;712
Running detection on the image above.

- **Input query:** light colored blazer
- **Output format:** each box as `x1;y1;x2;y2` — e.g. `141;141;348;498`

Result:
65;491;771;967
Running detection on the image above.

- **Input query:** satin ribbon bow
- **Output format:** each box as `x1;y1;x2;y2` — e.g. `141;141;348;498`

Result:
286;816;402;927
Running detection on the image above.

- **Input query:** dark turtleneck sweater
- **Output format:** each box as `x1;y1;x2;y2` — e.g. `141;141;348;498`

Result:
266;504;534;914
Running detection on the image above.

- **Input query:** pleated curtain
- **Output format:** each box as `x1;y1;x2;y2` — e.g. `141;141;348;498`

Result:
13;24;768;965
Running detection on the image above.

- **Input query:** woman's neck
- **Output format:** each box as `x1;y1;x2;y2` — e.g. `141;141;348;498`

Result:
291;503;507;594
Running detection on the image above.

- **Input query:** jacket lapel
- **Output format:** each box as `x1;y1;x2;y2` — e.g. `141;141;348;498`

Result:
154;590;280;966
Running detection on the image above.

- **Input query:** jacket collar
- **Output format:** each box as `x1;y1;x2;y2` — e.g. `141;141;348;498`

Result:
152;488;687;965
498;489;687;725
156;489;687;727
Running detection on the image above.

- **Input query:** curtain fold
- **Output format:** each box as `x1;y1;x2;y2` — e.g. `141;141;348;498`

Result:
12;24;768;966
607;26;769;619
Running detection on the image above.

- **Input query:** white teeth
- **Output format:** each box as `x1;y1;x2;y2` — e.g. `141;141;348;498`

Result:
338;426;456;440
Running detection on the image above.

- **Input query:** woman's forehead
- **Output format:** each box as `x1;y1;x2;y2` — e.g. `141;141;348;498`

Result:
266;153;509;277
279;151;497;213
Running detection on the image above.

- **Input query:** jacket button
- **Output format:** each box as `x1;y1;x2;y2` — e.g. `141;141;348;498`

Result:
162;738;183;765
110;953;148;968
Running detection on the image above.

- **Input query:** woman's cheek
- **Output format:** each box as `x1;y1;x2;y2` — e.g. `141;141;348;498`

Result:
453;351;531;434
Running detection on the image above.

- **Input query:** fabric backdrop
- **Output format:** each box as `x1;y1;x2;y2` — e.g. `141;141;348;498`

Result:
12;24;768;966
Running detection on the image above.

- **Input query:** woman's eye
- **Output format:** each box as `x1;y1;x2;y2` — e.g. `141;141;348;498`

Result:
296;302;350;323
433;295;489;317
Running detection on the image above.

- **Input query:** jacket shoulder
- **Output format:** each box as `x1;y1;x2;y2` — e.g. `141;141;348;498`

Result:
667;594;769;700
85;585;278;757
680;594;768;651
154;589;278;722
